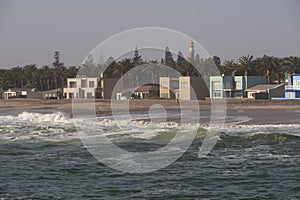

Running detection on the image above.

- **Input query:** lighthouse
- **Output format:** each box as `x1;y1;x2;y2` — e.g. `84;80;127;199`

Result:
188;40;194;61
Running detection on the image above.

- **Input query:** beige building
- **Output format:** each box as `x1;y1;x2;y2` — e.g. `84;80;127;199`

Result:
159;77;179;99
159;76;209;100
63;76;99;99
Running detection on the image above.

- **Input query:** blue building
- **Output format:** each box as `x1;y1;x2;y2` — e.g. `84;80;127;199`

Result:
285;74;300;99
210;76;267;98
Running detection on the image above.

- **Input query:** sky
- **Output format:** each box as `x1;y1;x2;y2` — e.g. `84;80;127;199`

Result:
0;0;299;68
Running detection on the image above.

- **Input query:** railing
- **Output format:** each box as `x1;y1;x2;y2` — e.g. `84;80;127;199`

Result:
285;85;300;89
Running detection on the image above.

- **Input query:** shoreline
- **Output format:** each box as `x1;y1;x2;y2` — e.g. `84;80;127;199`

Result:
1;98;300;110
1;98;300;125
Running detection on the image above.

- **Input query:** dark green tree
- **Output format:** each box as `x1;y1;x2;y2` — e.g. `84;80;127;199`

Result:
212;56;221;68
52;51;65;88
164;47;175;68
133;47;142;66
238;55;254;76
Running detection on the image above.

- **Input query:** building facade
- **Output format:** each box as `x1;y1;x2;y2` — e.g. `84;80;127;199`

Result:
246;84;284;99
159;77;179;99
3;88;43;99
285;74;300;99
159;76;209;100
43;88;63;100
63;77;100;99
210;76;267;98
117;85;159;100
100;78;119;99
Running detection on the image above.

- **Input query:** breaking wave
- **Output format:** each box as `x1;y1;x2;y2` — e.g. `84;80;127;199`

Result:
0;112;299;144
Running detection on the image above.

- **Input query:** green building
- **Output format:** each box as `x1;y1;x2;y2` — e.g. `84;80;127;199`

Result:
210;76;267;98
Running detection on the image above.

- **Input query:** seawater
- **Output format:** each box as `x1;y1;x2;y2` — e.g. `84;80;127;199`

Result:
0;111;299;199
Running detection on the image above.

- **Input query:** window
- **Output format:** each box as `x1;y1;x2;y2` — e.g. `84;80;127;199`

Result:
213;91;221;98
212;81;221;90
161;93;168;98
161;81;168;88
69;81;77;88
180;81;188;89
86;92;93;98
89;81;95;88
225;81;231;89
69;93;74;98
235;81;242;90
288;92;293;98
235;93;243;98
81;80;87;88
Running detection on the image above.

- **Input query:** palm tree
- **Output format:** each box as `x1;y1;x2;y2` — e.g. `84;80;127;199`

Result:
272;57;285;84
288;56;300;74
260;55;274;84
223;59;239;76
238;55;254;76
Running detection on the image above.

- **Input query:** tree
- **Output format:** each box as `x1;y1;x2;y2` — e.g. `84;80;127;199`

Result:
81;54;100;77
223;60;239;76
10;66;24;88
176;51;186;74
260;55;274;84
288;56;300;74
176;51;185;67
133;47;142;66
272;57;284;83
212;56;221;68
52;51;64;68
238;55;254;76
23;64;39;88
67;66;79;78
164;47;175;68
52;51;65;88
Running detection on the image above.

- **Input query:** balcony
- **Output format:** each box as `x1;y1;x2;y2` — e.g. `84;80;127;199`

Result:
285;85;300;90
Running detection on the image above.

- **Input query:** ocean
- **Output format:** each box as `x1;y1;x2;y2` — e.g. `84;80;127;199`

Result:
0;110;299;199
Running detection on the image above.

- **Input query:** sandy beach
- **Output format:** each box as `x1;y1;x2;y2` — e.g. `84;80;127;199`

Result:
1;98;300;125
1;98;300;111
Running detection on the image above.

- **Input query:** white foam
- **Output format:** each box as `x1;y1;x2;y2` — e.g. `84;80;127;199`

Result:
1;111;300;142
0;111;71;124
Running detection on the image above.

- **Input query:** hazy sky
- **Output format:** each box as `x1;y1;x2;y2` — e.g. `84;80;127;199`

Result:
0;0;299;68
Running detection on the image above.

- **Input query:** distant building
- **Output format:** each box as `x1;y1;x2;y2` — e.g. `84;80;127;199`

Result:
160;77;179;99
3;88;43;99
210;76;267;98
188;40;195;61
100;78;119;99
63;76;100;99
159;76;209;100
117;84;159;100
246;84;284;100
43;88;63;100
3;88;21;99
284;74;300;99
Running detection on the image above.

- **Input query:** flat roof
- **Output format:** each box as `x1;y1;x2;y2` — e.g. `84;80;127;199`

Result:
246;84;282;92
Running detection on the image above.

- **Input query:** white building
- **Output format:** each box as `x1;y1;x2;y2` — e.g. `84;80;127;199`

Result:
63;76;99;99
